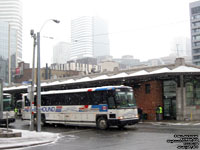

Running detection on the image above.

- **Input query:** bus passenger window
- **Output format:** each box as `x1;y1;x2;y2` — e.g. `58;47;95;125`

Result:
108;97;115;109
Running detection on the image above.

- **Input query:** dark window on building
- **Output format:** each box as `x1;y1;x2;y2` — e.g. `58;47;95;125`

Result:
145;84;150;94
193;55;200;60
192;6;200;14
186;80;200;106
194;48;200;54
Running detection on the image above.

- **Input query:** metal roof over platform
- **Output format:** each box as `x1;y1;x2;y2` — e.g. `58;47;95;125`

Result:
3;64;200;94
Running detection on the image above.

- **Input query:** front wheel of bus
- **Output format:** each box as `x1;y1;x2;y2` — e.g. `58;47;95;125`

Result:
97;117;108;130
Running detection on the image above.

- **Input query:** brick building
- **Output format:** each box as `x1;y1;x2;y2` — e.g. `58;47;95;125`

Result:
134;80;163;120
14;62;81;84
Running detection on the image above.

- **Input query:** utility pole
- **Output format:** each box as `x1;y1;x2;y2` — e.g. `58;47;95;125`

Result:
32;19;60;132
36;32;41;132
30;30;36;131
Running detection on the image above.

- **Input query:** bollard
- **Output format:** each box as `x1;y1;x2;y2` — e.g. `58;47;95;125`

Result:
6;112;9;132
190;112;192;121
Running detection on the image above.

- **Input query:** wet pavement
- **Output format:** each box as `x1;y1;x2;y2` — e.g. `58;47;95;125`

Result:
4;119;200;150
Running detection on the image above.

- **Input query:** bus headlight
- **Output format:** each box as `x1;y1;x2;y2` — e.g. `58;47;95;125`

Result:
118;116;124;120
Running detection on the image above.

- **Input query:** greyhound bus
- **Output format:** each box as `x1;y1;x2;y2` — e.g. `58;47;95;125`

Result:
22;86;139;129
0;94;15;125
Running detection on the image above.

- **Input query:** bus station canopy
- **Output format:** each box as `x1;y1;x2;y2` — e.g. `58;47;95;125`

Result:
3;65;200;93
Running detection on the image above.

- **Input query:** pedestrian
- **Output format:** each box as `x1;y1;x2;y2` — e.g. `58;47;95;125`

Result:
156;105;163;121
14;107;18;117
138;107;143;121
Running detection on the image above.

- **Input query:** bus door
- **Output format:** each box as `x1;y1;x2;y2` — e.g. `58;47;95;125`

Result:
106;91;117;119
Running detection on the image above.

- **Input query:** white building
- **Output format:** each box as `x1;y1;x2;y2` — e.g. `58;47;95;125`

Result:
99;61;119;72
51;61;101;75
53;42;71;64
0;0;23;64
70;16;110;60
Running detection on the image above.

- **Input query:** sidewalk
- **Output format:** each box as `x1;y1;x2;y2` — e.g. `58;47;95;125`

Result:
0;129;59;149
139;120;200;126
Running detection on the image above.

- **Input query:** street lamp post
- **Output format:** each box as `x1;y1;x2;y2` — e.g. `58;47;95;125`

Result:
30;30;36;131
36;19;60;132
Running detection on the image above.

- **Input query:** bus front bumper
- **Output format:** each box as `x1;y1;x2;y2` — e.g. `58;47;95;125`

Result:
108;118;139;126
0;118;15;124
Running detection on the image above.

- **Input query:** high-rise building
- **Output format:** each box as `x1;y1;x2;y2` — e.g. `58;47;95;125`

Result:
53;42;71;64
70;16;110;60
190;1;200;65
0;0;23;64
0;21;17;83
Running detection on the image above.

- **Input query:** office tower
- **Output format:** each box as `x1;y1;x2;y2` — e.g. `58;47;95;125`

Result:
53;42;71;64
0;21;17;83
190;1;200;65
0;0;23;64
70;16;110;60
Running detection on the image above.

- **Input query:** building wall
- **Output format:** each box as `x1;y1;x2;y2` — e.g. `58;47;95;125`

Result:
14;67;81;83
99;61;119;72
190;1;200;65
133;80;163;120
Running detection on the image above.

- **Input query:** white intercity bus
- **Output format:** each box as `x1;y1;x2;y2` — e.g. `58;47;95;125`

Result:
0;94;15;125
22;86;139;129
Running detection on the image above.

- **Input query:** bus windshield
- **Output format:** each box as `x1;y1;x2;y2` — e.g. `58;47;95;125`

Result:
3;95;13;111
115;89;136;108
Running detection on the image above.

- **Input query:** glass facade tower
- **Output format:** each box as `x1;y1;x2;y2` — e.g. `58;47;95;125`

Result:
0;21;17;83
70;16;110;60
0;0;22;64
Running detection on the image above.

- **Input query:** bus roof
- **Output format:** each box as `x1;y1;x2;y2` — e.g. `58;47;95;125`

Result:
3;93;11;96
23;85;132;96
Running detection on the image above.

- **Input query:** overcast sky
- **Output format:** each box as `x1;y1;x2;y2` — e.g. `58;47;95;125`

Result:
22;0;195;67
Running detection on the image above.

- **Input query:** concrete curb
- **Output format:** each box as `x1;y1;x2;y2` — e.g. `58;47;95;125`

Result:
0;129;59;149
0;140;55;150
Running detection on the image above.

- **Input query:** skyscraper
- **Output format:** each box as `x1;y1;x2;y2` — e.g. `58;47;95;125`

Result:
0;0;22;64
190;1;200;65
0;21;17;83
70;16;110;60
0;0;22;84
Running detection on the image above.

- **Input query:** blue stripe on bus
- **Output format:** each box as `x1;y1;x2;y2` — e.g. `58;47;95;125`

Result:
91;104;108;112
95;87;115;91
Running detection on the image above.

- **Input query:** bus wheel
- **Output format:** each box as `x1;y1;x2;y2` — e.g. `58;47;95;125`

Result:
97;117;108;130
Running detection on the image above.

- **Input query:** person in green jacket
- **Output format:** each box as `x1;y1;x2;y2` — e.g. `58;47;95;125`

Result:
156;105;163;121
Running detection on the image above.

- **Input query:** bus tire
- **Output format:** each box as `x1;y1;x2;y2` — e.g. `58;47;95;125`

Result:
97;117;108;130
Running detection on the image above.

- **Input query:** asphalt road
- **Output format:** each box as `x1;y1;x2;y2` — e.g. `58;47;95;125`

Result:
7;119;200;150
